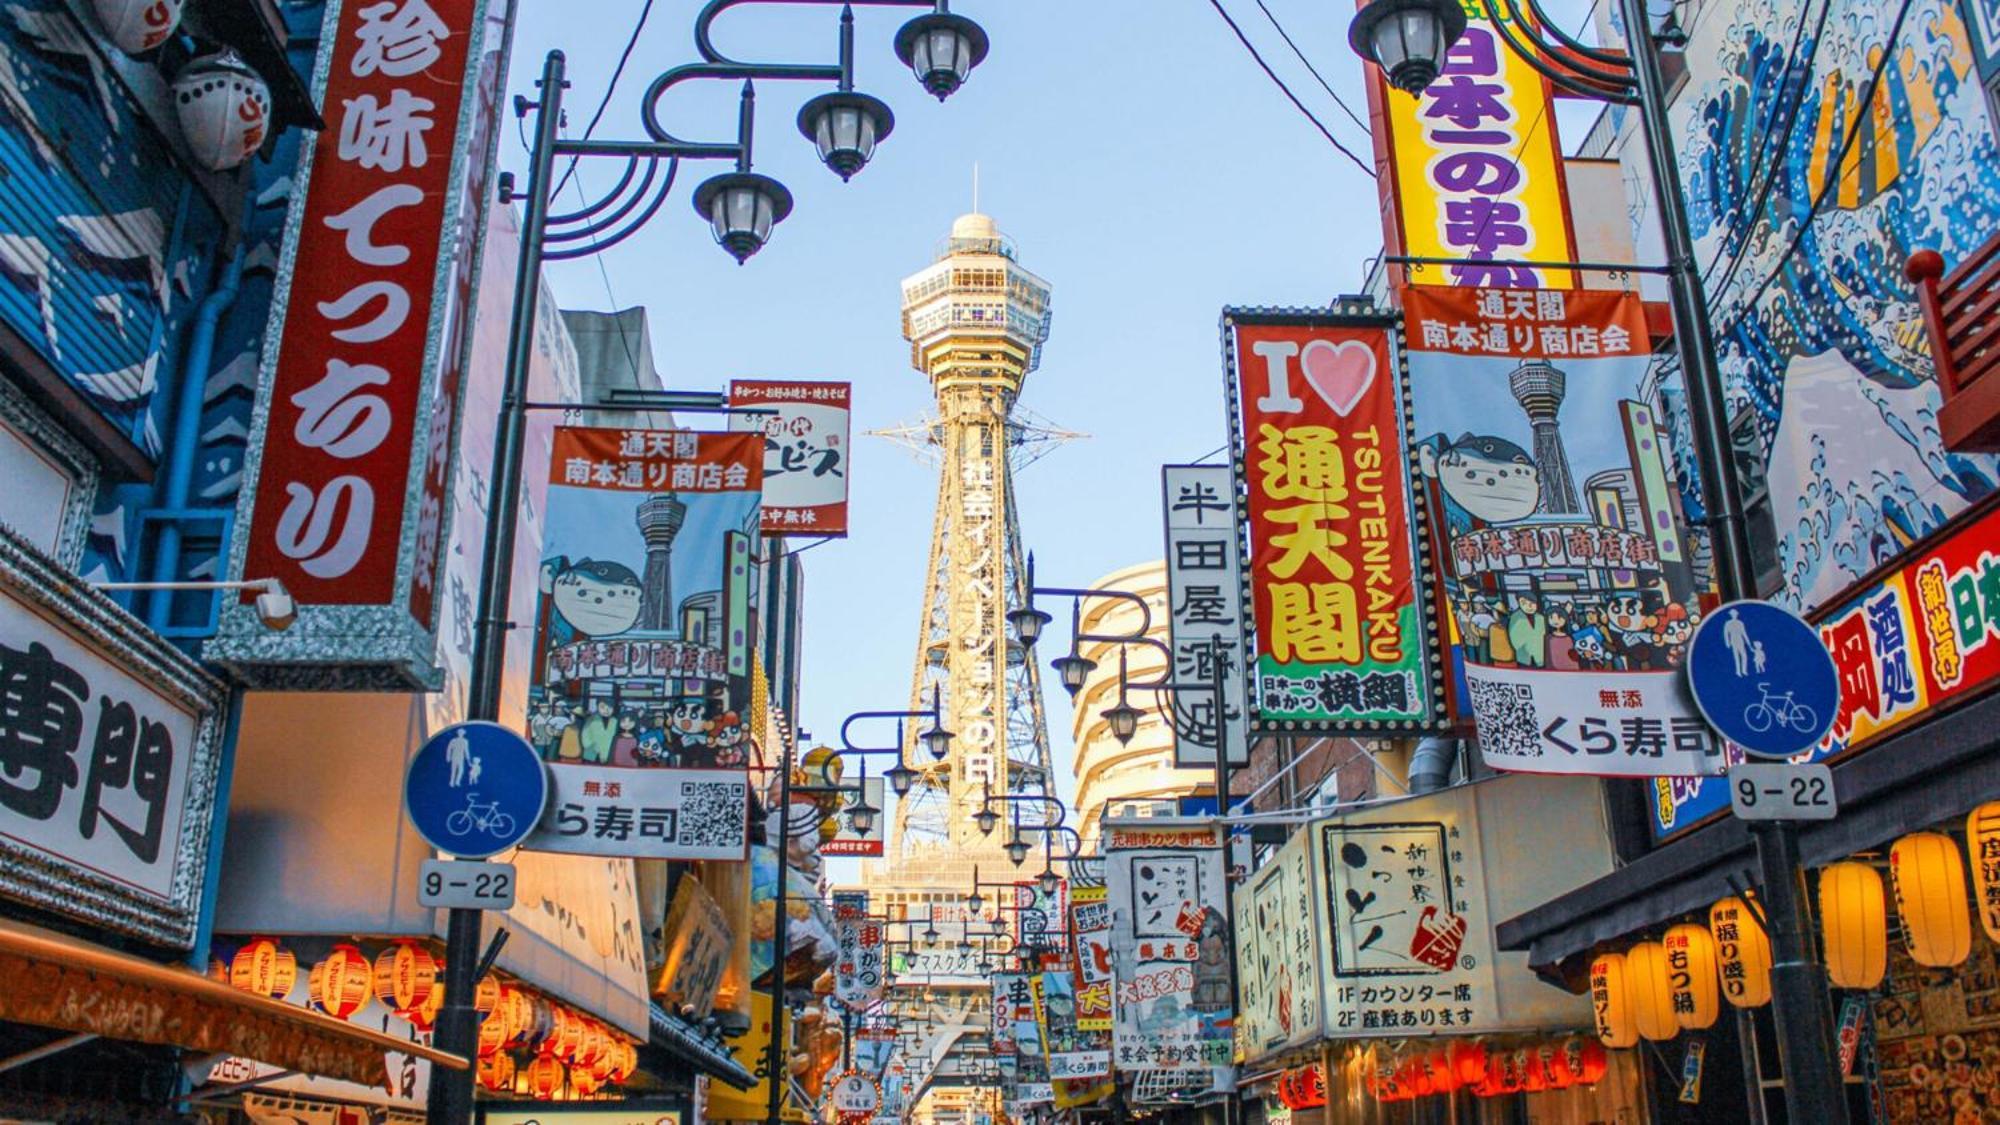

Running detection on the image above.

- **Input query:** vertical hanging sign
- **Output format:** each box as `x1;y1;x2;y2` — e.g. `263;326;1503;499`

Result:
833;891;883;1007
1106;829;1235;1073
1224;307;1446;732
1162;465;1250;766
729;380;853;537
220;0;491;684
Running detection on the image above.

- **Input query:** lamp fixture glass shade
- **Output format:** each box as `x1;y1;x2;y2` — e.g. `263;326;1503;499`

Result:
967;890;985;915
1008;605;1052;646
975;807;998;835
921;724;955;760
797;91;894;180
1890;831;1973;967
885;762;916;797
1347;0;1467;96
893;12;990;101
1052;652;1096;697
1818;860;1887;989
1037;870;1061;897
691;171;794;263
1005;837;1030;866
922;926;939;945
1103;699;1142;744
847;800;879;836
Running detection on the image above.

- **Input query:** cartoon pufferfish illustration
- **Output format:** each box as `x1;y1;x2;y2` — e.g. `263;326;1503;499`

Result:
1420;433;1541;524
540;556;644;640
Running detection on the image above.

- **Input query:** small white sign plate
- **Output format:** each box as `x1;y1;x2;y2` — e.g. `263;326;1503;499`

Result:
418;858;517;910
1727;763;1837;821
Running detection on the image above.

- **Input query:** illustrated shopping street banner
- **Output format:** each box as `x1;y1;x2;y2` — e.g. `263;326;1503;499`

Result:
1105;832;1235;1073
1033;971;1111;1080
1403;286;1723;777
522;427;760;858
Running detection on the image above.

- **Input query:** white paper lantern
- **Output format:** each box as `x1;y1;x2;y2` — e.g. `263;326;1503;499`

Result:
92;0;183;55
172;52;270;171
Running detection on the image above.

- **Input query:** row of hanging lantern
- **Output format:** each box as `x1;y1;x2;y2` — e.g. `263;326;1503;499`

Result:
1592;804;2000;1046
475;982;639;1098
91;0;272;171
1362;1037;1610;1102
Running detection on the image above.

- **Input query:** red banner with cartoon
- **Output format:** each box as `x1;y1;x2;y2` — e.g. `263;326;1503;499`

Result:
1225;310;1444;731
1403;285;1722;777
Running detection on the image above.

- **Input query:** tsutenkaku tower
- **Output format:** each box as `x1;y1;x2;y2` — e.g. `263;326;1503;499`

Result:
882;211;1056;870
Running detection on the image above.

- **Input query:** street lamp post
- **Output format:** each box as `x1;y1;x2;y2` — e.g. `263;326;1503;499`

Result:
1348;0;1841;1119
439;3;988;1120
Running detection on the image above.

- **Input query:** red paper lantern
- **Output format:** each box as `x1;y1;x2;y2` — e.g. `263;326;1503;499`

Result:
308;944;371;1020
1296;1064;1326;1108
1540;1041;1574;1089
1569;1037;1609;1084
477;1051;515;1092
1427;1049;1458;1093
1450;1041;1489;1085
525;1054;565;1099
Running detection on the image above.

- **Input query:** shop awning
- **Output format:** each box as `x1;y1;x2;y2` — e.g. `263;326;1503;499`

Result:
649;1004;756;1090
1496;688;2000;982
0;918;466;1086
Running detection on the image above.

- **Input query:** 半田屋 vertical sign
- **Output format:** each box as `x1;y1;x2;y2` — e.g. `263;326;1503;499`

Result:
1223;307;1446;733
1161;465;1249;766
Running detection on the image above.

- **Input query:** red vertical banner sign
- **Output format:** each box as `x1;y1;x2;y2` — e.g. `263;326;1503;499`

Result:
220;0;489;685
1224;307;1446;732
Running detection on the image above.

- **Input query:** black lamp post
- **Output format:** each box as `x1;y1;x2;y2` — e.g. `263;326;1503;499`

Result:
1347;1;1838;1120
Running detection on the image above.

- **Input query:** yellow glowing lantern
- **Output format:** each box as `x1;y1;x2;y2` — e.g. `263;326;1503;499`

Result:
1891;832;1972;967
477;1008;509;1057
308;943;372;1020
1662;923;1720;1030
1966;803;2000;942
477;1051;516;1092
474;973;501;1015
206;958;228;983
614;1040;637;1082
1708;896;1772;1007
229;937;297;999
371;939;438;1013
1819;861;1888;989
555;1005;586;1060
1624;941;1678;1041
576;1019;606;1068
1589;952;1637;1048
525;1053;566;1099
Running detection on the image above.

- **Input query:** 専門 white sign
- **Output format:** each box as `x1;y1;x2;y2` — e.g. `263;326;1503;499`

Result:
0;529;227;947
730;380;851;536
1162;465;1248;766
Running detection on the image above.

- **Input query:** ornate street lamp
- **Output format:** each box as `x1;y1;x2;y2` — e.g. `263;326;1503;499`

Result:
1052;650;1095;698
692;170;794;264
1036;868;1061;898
1346;0;1465;95
798;90;895;180
847;793;880;836
885;760;917;796
894;8;989;100
975;806;999;836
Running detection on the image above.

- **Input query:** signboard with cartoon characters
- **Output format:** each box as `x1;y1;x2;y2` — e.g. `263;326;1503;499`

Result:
520;427;760;859
1404;286;1723;778
1105;828;1235;1074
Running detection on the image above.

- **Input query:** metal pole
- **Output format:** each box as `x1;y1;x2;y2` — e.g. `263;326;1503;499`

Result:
427;49;565;1125
768;748;795;1125
1209;635;1242;1125
1613;0;1843;1118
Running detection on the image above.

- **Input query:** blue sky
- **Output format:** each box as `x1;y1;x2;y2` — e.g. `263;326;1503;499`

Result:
501;0;1599;806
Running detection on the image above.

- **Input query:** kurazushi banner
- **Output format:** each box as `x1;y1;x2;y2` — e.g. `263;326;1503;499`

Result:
1225;307;1447;733
1403;286;1724;778
522;427;760;858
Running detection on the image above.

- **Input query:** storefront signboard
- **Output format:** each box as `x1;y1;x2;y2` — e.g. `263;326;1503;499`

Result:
1161;464;1250;765
1234;825;1325;1061
655;875;731;1015
833;890;884;1006
0;527;227;947
729;380;852;536
1069;885;1113;1031
1223;308;1447;732
1106;832;1235;1073
1034;970;1111;1079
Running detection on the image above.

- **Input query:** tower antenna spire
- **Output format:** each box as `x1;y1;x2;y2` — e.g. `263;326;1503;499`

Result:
972;161;979;212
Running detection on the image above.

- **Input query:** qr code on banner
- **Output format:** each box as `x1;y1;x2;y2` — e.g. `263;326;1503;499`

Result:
1468;678;1541;757
676;781;747;849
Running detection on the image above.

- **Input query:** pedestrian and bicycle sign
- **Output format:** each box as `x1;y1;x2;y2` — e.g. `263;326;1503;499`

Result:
1687;599;1840;760
404;721;547;859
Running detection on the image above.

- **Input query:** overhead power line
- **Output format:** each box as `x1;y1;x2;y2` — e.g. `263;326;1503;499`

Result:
552;0;658;201
1204;0;1379;179
1249;0;1373;134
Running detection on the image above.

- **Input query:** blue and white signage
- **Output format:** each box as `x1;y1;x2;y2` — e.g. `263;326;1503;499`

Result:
1687;600;1840;760
404;721;547;858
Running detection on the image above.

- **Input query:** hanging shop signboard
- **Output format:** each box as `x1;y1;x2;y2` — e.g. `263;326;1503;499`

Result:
1014;876;1070;961
1653;496;2000;838
655;874;732;1015
1363;0;1577;288
1070;884;1113;1031
1403;284;1723;777
217;0;497;687
1234;824;1326;1061
729;380;852;537
1161;464;1250;765
1034;970;1111;1080
833;890;884;1007
520;427;758;858
1105;828;1235;1073
1223;307;1447;733
0;528;228;948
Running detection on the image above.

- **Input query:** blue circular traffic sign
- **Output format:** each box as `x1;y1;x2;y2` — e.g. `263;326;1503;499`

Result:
1686;600;1841;759
404;721;547;858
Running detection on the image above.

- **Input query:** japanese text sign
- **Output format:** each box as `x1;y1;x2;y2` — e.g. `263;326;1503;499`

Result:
730;380;852;537
1234;827;1325;1061
1224;309;1445;733
1162;465;1250;766
231;0;484;668
1652;497;2000;838
656;874;732;1016
1404;285;1720;778
1106;835;1234;1072
0;528;228;947
1069;885;1113;1031
1365;0;1576;288
1034;971;1111;1080
833;891;884;1006
521;427;760;858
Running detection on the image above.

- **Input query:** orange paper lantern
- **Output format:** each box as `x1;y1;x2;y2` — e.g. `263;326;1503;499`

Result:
1663;923;1720;1030
1891;832;1973;967
308;943;371;1019
229;938;297;999
1819;861;1888;989
371;940;438;1013
1450;1041;1488;1086
474;973;502;1015
1709;896;1773;1008
1624;941;1678;1041
1966;803;2000;942
525;1054;566;1099
477;1051;516;1092
1590;951;1637;1048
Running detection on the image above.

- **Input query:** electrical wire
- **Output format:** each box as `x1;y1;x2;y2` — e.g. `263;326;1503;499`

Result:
552;0;658;201
1712;0;1917;340
1249;0;1373;133
1204;0;1379;178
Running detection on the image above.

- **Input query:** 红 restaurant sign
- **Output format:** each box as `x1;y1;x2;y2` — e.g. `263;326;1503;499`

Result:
0;528;228;948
